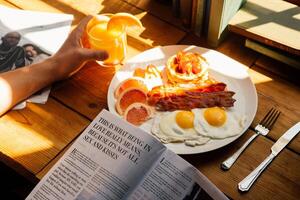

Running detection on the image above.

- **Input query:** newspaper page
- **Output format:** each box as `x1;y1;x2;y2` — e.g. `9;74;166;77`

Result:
26;110;228;200
130;150;228;200
0;5;73;108
26;110;166;200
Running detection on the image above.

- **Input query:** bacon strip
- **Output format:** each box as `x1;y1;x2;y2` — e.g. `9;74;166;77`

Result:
147;82;236;111
152;91;236;111
147;82;227;105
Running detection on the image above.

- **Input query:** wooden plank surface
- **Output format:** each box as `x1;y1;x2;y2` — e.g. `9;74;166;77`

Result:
1;1;300;200
0;0;16;7
0;0;91;177
36;140;74;180
2;0;186;175
52;63;115;119
183;129;300;200
254;55;300;85
0;98;89;174
248;68;300;154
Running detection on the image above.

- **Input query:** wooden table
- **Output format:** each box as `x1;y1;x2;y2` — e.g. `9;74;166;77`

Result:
0;1;299;199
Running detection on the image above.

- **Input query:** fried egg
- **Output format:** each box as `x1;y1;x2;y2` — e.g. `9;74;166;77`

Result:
193;107;246;139
152;111;210;146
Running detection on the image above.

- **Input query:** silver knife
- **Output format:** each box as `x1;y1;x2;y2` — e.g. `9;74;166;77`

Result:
238;122;300;192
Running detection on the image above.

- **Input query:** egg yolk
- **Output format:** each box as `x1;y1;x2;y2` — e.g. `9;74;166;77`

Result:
176;111;194;129
204;107;227;127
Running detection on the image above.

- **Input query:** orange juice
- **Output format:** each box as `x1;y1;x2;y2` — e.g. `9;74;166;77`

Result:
87;15;127;66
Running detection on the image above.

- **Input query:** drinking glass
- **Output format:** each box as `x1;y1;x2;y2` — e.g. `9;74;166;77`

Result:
85;14;127;66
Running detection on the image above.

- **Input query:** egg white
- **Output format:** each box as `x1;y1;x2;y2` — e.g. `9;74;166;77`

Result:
193;108;246;139
151;111;210;146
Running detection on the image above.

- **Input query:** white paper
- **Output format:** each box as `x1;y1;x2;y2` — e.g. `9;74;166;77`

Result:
0;5;73;109
0;5;73;54
12;101;26;110
26;110;228;200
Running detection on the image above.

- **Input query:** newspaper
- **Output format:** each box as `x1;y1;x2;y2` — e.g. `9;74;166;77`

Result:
26;110;228;200
0;5;73;109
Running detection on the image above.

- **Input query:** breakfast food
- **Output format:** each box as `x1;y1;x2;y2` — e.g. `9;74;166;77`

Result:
193;107;246;139
147;82;236;111
146;51;236;112
152;107;245;145
152;111;210;146
148;82;227;99
124;103;152;126
133;68;146;78
144;64;161;79
176;110;195;129
166;51;209;84
115;88;148;115
113;50;244;148
134;65;163;90
114;78;147;98
150;90;235;111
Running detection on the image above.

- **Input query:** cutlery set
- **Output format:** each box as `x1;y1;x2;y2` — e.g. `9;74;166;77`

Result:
220;108;300;192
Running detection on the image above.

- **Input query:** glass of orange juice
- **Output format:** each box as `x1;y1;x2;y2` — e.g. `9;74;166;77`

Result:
86;14;126;66
85;13;143;67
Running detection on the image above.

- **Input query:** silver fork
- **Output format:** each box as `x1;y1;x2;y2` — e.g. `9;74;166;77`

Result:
221;108;281;170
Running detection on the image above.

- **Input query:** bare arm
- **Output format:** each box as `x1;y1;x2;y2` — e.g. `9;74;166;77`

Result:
0;16;108;116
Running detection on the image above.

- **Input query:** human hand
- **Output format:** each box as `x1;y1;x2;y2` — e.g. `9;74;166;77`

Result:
52;15;108;80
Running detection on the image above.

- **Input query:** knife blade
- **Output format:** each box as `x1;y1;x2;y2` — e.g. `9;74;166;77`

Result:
238;122;300;192
271;122;300;156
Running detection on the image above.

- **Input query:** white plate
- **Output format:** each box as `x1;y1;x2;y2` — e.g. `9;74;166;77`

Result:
108;45;257;154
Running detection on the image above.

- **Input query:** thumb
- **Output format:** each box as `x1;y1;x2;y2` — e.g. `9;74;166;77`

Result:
79;48;109;61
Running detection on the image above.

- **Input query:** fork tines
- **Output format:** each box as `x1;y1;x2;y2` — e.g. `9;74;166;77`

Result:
260;108;281;129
